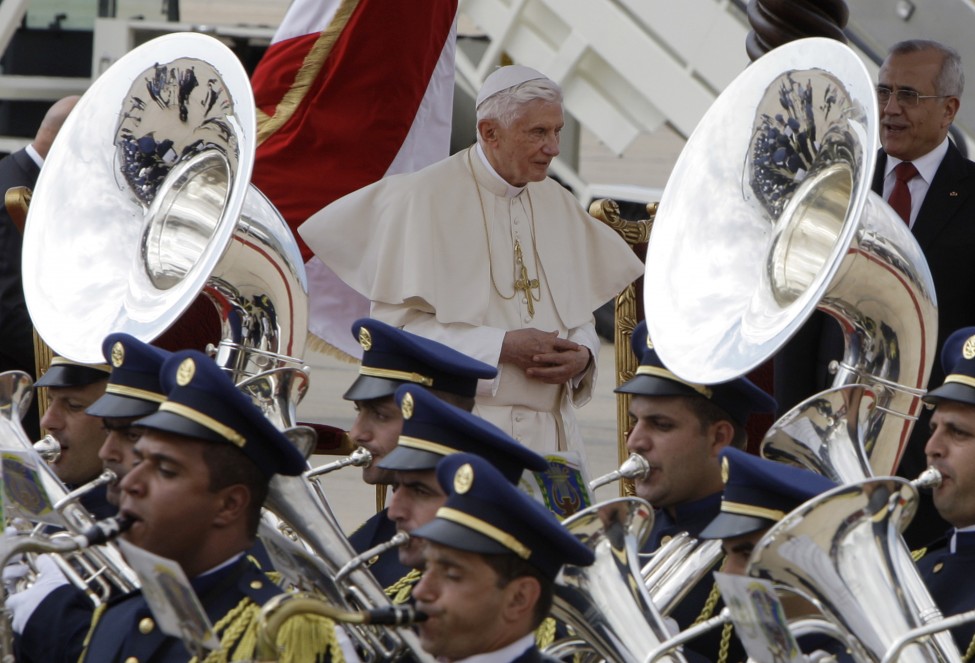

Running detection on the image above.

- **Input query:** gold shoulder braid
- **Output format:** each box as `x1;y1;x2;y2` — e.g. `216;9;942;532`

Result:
189;595;344;663
467;146;543;318
534;617;556;649
693;580;735;663
385;568;422;605
911;546;928;562
77;602;109;662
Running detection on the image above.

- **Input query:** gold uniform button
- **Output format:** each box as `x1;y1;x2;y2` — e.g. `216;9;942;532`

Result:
366;555;380;567
138;617;154;634
660;535;672;546
933;562;944;574
250;580;263;590
125;657;139;663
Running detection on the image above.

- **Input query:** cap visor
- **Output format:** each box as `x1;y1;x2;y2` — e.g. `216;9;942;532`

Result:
698;513;776;540
614;374;700;398
342;375;404;401
923;382;975;407
86;393;160;419
134;410;227;445
377;446;442;472
35;365;110;388
412;518;510;556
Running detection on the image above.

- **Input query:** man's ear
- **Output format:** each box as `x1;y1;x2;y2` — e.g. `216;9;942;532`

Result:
212;484;251;528
943;96;960;127
477;118;499;145
709;420;736;456
501;576;541;624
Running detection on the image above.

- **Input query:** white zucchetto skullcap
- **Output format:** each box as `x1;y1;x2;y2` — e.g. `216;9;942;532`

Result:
475;65;550;108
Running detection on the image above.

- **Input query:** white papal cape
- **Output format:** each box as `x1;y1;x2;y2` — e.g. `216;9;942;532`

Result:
299;145;644;457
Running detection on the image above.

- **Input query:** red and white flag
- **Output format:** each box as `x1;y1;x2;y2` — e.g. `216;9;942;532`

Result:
251;0;458;358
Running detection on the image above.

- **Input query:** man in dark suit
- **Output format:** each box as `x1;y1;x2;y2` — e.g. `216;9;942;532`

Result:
774;39;975;547
0;95;78;439
411;453;594;663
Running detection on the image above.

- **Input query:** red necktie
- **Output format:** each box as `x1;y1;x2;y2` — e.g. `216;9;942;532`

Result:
888;161;918;225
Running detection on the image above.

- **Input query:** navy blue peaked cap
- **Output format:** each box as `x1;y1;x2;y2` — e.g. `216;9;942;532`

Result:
924;326;975;407
414;454;594;580
35;357;111;389
134;350;306;477
87;333;171;418
377;385;546;483
699;448;837;540
616;321;777;426
344;318;497;401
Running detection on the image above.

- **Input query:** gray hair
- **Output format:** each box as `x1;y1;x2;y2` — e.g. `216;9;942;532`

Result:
888;39;965;97
475;78;562;140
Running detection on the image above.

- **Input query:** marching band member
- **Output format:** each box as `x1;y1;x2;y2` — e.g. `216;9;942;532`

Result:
343;318;496;588
915;326;975;654
34;357;113;517
699;447;837;576
378;384;547;604
411;453;594;662
616;320;776;662
78;350;345;662
12;333;171;662
698;448;849;662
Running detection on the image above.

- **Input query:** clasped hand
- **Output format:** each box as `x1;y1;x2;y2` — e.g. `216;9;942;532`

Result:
500;329;591;384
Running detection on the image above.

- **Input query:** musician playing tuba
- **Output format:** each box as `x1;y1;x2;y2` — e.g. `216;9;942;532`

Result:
696;448;844;660
615;321;776;662
410;453;594;662
10;333;170;662
74;350;349;663
914;326;975;654
374;384;548;605
342;318;497;589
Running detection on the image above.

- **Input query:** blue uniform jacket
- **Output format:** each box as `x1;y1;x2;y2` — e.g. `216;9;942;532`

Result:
80;556;333;662
917;531;975;656
643;493;745;663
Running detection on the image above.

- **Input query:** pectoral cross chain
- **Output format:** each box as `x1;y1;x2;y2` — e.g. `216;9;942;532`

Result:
513;240;540;318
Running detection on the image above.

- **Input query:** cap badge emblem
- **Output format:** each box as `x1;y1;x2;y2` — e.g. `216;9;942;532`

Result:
111;341;125;367
176;358;196;386
964;335;975;360
359;328;373;351
401;392;414;419
454;463;474;494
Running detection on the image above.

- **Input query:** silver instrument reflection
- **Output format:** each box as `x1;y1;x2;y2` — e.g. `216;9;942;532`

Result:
589;453;650;491
552;497;686;663
644;37;938;479
18;31;432;662
747;476;960;662
0;371;139;603
305;447;373;481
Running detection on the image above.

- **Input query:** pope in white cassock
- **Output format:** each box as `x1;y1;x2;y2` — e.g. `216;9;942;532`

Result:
298;65;644;460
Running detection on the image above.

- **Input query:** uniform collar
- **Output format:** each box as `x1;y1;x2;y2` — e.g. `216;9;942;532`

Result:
949;527;975;554
453;633;534;663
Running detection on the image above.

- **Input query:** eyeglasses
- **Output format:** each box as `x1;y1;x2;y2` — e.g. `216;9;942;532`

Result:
876;86;952;107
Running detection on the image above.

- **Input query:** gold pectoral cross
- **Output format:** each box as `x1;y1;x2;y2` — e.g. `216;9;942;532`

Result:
513;241;540;318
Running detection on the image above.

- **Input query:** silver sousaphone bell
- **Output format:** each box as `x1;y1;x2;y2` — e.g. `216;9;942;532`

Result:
21;33;309;428
644;37;938;477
